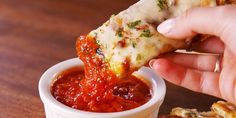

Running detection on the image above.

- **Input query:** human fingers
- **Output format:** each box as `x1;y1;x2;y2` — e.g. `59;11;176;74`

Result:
157;53;222;72
190;36;225;53
219;48;236;104
157;5;236;53
150;59;221;98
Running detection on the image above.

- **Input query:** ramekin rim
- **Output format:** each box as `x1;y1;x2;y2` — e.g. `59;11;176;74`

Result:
38;58;166;117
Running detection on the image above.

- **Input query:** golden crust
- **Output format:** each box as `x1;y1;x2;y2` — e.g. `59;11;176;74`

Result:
201;0;216;6
168;101;236;118
170;107;199;117
211;101;236;118
89;0;236;78
170;107;221;118
158;115;182;118
217;0;236;5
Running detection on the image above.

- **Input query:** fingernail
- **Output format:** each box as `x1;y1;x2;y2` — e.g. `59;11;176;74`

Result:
157;18;175;35
149;59;157;69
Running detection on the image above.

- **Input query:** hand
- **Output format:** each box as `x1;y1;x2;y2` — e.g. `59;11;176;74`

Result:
150;5;236;104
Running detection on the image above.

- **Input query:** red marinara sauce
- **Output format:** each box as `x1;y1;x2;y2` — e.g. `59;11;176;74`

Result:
51;35;151;112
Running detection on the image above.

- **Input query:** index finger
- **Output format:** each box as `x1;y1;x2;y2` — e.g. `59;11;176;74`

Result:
152;59;222;98
157;5;236;53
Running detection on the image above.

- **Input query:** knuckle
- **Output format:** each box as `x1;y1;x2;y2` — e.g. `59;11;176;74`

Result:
178;8;195;23
175;8;197;36
216;5;236;22
216;6;236;42
218;5;236;13
217;6;232;18
199;72;205;93
195;55;201;70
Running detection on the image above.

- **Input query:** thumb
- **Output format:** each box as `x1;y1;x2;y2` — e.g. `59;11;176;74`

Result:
157;5;236;52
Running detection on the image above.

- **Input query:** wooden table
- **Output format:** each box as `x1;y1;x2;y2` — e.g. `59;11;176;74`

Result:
0;0;220;117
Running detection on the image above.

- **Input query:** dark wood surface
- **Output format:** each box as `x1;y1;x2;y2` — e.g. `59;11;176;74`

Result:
0;0;220;117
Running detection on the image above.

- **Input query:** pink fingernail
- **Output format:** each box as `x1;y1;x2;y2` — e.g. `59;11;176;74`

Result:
149;59;157;69
157;18;175;35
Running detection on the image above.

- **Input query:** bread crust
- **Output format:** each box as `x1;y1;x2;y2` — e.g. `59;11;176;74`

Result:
166;101;236;118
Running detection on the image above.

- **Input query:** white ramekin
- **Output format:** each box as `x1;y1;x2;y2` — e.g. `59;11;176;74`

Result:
39;58;166;118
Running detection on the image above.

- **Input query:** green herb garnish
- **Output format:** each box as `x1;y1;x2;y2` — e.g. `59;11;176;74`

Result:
140;29;152;37
132;41;137;48
127;20;141;29
157;0;169;10
116;28;123;37
94;32;98;37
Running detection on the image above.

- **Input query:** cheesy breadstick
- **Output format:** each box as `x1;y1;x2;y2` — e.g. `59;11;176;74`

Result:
80;0;232;78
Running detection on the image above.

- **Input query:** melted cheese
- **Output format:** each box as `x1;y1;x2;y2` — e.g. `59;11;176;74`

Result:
170;0;216;17
88;0;217;77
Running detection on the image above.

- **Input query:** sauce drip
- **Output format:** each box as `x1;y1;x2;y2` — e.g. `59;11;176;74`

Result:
51;35;151;112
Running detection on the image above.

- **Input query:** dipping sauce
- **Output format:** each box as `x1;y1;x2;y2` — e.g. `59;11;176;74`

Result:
51;67;151;112
51;35;151;112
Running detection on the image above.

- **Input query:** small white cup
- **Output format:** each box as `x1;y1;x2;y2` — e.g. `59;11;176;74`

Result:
39;58;166;118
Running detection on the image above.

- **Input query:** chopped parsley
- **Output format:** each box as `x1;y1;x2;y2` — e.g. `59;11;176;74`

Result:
105;44;108;49
140;29;152;37
127;20;141;29
94;32;98;38
116;28;123;37
157;0;169;10
132;41;137;48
